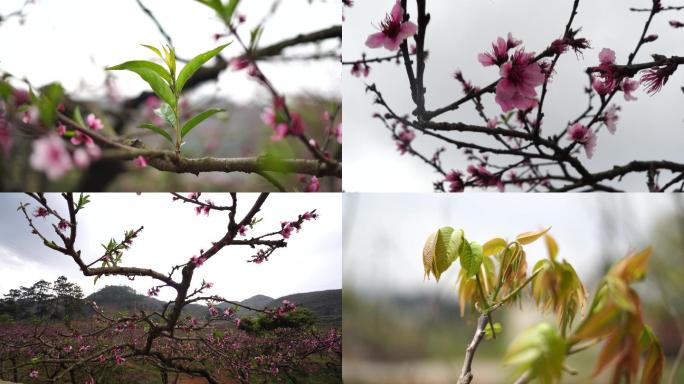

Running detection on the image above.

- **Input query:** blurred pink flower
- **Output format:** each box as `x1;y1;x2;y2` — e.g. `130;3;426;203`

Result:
30;134;73;180
567;123;597;158
0;115;12;156
592;48;618;95
86;114;104;130
366;0;417;51
304;176;320;192
621;78;639;101
604;105;620;134
134;156;148;168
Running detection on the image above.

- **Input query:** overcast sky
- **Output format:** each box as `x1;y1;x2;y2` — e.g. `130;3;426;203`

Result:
343;0;684;192
0;0;340;104
343;193;682;298
0;193;342;302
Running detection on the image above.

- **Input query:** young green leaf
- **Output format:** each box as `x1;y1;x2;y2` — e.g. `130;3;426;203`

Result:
504;323;565;384
482;237;507;257
423;231;437;279
108;66;175;107
181;108;224;138
516;227;551;245
106;60;173;85
154;103;177;128
141;44;164;60
139;123;174;144
223;0;240;21
460;241;483;277
432;227;456;281
176;43;231;93
484;322;503;340
73;107;86;128
544;234;559;261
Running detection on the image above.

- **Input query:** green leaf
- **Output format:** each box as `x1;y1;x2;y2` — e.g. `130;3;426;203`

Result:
516;227;551;245
106;60;173;85
223;0;240;21
544;234;559;261
176;44;231;93
139;123;174;144
460;241;483;277
141;44;164;60
181;108;224;138
249;25;263;50
73;107;86;128
482;237;507;257
163;45;177;77
432;227;460;281
108;65;175;107
484;322;502;340
423;232;437;280
154;103;177;128
194;0;223;14
504;323;565;384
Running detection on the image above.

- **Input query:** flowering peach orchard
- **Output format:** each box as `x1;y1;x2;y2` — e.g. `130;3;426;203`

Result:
0;193;340;383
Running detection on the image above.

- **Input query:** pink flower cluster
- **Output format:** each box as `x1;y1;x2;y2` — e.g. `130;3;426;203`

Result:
395;127;415;155
261;101;307;141
478;34;546;112
366;1;417;51
445;170;465;192
467;165;504;192
190;255;207;267
567;123;597;158
591;48;639;100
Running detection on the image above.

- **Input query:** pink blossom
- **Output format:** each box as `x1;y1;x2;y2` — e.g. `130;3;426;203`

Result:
478;33;520;67
30;134;73;180
22;107;39;125
115;355;125;365
365;1;418;51
134;156;148;168
621;78;639;101
567;123;597;158
70;131;94;146
238;225;247;236
281;222;294;239
73;148;91;169
304;176;320;192
486;117;498;129
261;107;306;141
592;48;618;95
209;306;219;317
604;105;620;134
351;62;370;77
86;114;104;130
189;318;199;327
230;57;252;71
395;128;415;154
33;207;49;218
147;287;160;297
670;20;684;28
335;124;342;143
302;211;318;221
63;345;73;353
190;255;207;267
495;50;545;112
640;63;678;94
29;369;39;379
235;318;242;327
445;170;465;192
467;165;504;191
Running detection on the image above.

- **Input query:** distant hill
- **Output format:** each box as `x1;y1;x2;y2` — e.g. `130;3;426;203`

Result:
86;286;341;327
85;286;206;318
219;289;342;326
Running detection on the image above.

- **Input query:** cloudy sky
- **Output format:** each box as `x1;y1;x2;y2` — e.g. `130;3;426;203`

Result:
344;193;682;298
0;0;340;104
0;193;342;302
343;0;684;192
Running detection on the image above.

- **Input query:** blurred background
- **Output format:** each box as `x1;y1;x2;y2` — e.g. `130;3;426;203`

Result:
0;0;341;191
343;0;684;192
343;193;684;383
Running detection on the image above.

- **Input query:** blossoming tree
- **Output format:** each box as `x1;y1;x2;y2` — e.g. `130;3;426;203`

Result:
0;192;340;383
0;0;341;192
344;0;684;192
422;227;664;383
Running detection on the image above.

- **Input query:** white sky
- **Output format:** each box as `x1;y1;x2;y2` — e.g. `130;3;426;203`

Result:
0;193;342;302
343;0;684;192
0;0;340;104
343;193;680;298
